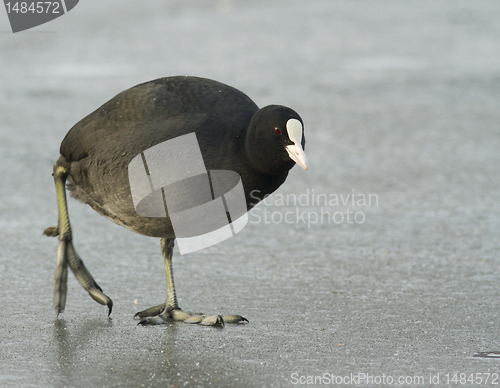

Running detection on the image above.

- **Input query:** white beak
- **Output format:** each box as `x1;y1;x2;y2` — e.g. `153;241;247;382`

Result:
286;143;308;170
285;118;308;170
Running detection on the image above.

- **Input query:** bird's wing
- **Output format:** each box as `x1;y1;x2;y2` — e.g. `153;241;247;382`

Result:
60;77;258;162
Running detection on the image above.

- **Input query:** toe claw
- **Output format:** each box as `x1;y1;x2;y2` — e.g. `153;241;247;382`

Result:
87;289;113;316
201;315;224;327
222;315;249;323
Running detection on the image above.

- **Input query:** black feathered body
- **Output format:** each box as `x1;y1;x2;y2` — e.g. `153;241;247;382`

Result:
59;76;291;238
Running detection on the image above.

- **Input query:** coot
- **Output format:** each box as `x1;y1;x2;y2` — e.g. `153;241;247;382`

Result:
44;76;307;326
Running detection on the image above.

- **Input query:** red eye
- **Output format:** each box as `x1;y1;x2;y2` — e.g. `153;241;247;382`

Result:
274;127;281;134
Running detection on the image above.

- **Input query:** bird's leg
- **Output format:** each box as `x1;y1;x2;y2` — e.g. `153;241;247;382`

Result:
163;237;179;311
135;237;248;327
44;165;112;316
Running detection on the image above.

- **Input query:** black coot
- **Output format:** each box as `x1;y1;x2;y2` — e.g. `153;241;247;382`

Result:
44;76;307;326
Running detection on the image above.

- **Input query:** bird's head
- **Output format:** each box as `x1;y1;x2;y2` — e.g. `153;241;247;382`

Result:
246;105;307;175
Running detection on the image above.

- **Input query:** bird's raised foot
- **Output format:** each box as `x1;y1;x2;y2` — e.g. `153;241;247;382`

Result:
135;306;248;327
